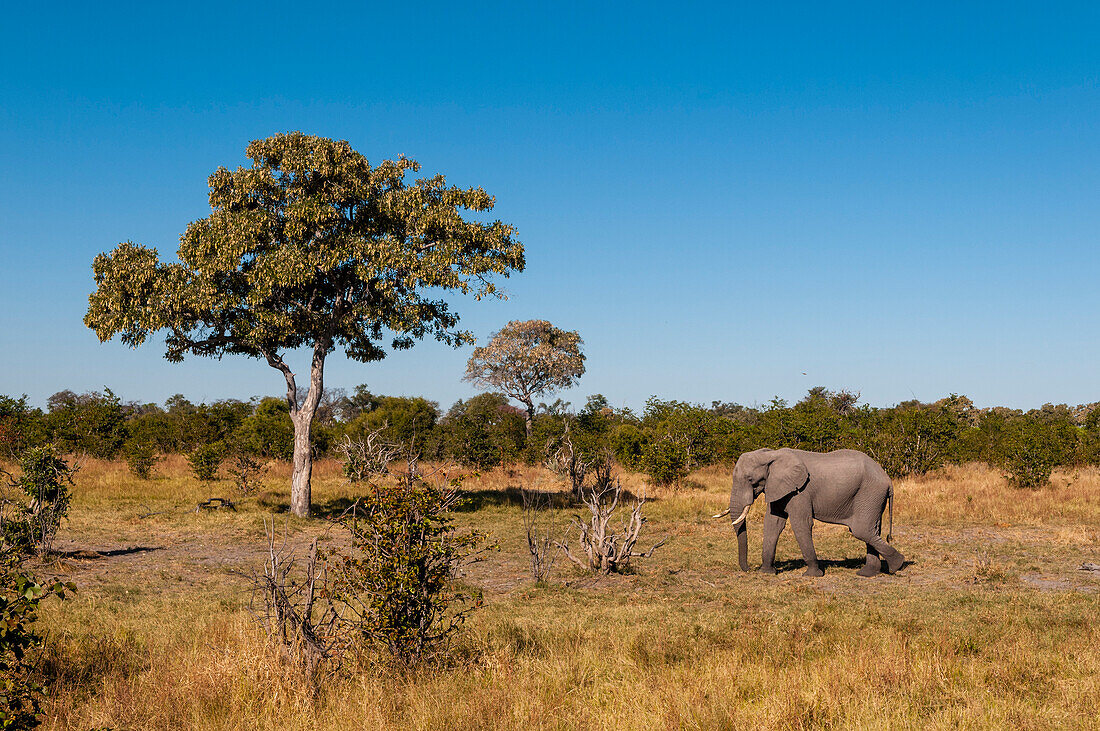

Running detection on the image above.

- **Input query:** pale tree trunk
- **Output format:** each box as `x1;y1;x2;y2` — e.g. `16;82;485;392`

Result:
289;409;315;518
266;343;327;518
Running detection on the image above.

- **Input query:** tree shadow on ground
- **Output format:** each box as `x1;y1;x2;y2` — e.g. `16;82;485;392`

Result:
286;485;655;518
452;485;653;512
53;546;165;560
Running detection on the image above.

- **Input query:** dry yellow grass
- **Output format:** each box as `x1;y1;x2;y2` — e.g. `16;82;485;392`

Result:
31;458;1100;730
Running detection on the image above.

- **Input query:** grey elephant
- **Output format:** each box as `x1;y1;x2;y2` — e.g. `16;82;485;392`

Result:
714;448;904;577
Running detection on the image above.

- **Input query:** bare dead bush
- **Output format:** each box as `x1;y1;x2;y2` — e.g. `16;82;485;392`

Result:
336;427;402;483
544;422;616;502
556;477;667;574
521;488;557;583
247;519;341;683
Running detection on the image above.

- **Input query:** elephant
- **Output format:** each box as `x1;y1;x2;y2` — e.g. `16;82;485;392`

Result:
714;448;904;577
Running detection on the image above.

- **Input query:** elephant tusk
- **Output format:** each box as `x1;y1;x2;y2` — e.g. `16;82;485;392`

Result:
711;508;731;519
730;505;751;527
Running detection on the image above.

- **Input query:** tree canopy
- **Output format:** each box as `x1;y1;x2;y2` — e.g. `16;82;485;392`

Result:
464;319;584;435
85;132;524;515
85;132;523;365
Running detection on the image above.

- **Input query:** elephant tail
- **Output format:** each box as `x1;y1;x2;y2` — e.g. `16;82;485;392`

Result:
886;483;894;543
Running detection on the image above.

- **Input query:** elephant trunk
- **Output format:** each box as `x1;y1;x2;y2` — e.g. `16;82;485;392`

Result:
735;516;749;571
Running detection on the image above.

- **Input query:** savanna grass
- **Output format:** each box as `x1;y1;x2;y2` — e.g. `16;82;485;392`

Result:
33;459;1100;730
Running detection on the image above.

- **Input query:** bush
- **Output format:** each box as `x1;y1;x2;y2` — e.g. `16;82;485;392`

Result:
442;393;526;469
641;438;689;486
0;396;46;461
336;431;401;484
226;452;268;495
325;469;490;666
610;423;646;471
0;555;74;730
44;389;126;458
556;474;667;574
850;402;964;478
994;412;1078;489
1;446;75;556
1082;407;1100;466
188;443;225;482
637;399;719;485
343;396;440;455
124;439;158;479
231;398;294;461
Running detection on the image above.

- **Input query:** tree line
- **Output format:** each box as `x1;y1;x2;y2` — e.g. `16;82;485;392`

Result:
2;386;1097;489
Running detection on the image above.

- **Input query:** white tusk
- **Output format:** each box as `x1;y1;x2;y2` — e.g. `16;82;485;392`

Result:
711;508;731;519
730;505;751;527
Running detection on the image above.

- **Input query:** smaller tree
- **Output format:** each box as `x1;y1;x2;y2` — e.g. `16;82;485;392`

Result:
188;444;225;482
464;320;585;438
1;446;76;556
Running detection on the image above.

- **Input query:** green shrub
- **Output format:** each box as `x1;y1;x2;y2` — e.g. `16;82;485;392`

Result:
850;402;964;478
442;393;525;469
124;439;158;479
637;399;719;485
1;446;75;556
326;473;489;666
1082;407;1100;466
610;423;646;471
642;440;689;486
994;412;1078;489
0;553;74;729
0;396;46;461
231;398;293;461
187;443;225;482
43;388;126;458
343;396;440;454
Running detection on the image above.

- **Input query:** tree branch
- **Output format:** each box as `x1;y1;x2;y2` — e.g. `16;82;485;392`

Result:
260;347;298;413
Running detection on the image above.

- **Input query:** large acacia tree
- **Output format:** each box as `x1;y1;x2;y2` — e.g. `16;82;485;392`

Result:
464;320;584;437
85;132;524;516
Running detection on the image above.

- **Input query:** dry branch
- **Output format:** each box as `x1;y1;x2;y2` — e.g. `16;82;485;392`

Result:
555;478;667;574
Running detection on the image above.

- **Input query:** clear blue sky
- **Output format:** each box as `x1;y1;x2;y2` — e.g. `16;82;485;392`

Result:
2;1;1098;413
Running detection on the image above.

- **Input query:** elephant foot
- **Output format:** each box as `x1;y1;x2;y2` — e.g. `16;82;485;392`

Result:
803;566;824;578
856;564;881;577
758;566;776;575
885;551;906;574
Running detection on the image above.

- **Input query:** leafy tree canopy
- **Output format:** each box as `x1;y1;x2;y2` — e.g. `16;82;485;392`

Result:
85;132;524;368
463;319;584;434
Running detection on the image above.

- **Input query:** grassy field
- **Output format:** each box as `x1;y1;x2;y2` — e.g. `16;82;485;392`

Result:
29;457;1100;729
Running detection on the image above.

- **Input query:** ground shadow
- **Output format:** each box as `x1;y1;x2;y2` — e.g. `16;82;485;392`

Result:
310;485;653;517
770;557;917;574
773;556;870;573
453;486;651;512
312;496;359;519
54;546;165;560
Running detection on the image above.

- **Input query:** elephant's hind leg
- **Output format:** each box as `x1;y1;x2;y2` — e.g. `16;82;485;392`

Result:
856;517;884;576
857;545;882;577
851;523;904;574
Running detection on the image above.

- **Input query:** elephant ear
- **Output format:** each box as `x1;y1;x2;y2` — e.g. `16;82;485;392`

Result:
765;451;808;503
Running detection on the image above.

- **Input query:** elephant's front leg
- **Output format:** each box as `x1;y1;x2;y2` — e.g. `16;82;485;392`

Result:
786;496;823;577
759;508;787;574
